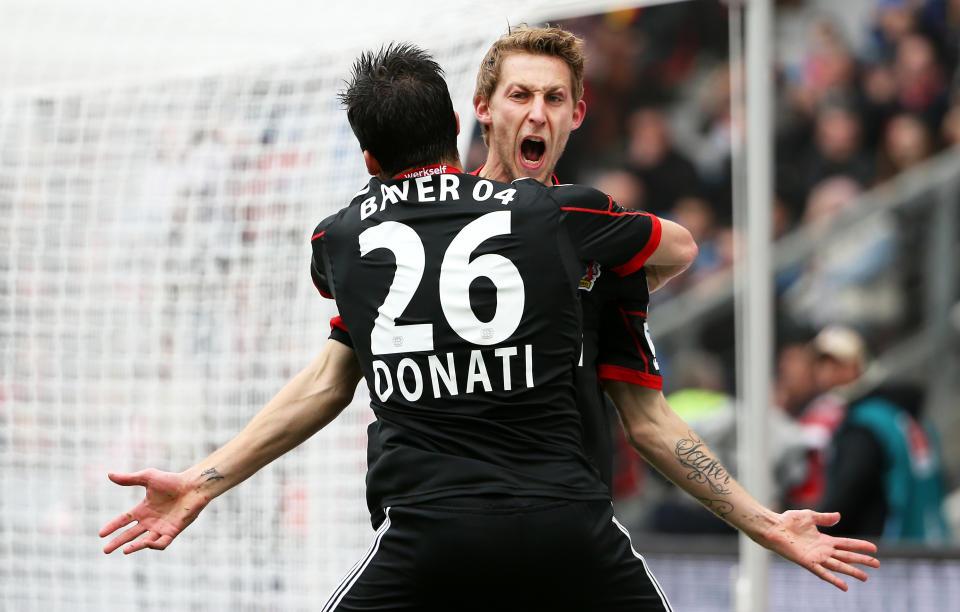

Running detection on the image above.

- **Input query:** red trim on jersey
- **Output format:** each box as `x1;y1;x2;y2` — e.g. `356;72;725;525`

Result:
597;365;662;389
311;231;325;241
610;215;662;277
329;316;347;333
312;277;333;299
468;166;560;186
560;206;656;218
617;305;650;372
623;310;647;318
394;164;462;179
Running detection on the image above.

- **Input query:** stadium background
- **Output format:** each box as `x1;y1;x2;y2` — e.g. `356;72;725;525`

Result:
1;0;958;610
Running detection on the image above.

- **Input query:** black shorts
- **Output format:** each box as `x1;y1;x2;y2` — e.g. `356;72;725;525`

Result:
322;498;673;612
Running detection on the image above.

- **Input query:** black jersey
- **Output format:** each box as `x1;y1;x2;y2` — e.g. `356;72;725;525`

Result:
573;266;662;490
311;167;659;509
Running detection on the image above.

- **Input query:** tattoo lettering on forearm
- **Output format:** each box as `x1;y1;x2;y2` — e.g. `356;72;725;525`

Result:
697;497;734;518
675;431;732;495
200;468;225;482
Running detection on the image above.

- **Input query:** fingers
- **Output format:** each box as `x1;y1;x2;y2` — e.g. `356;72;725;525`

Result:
147;534;175;551
810;563;848;592
99;511;137;538
103;524;148;555
834;537;878;554
823;556;868;583
811;511;841;527
123;531;160;555
833;549;880;569
107;471;150;487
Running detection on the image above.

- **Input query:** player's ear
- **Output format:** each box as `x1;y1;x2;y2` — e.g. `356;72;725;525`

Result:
455;111;460;136
362;150;381;176
474;95;492;128
571;99;586;130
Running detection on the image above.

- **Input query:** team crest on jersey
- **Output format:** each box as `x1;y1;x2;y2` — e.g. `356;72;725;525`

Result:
578;261;602;291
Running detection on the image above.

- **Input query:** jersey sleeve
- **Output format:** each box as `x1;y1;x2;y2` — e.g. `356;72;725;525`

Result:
552;185;662;276
595;269;663;389
309;217;335;299
328;316;353;348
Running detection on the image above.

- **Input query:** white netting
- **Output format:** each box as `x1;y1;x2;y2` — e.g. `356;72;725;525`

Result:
0;1;645;609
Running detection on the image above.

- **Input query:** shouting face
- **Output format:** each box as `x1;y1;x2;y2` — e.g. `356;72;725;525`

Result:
475;52;586;185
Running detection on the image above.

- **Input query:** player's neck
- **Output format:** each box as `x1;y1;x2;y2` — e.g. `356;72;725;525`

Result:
479;155;555;186
386;159;463;180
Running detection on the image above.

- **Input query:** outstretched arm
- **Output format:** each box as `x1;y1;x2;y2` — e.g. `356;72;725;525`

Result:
99;339;363;554
604;381;879;592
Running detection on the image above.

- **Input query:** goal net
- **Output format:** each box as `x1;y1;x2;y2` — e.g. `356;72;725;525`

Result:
0;1;644;609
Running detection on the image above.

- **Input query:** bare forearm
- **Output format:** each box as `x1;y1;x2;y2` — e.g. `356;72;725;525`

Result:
606;382;777;543
186;340;362;499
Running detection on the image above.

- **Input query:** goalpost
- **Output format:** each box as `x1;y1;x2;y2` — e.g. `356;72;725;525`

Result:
0;1;774;610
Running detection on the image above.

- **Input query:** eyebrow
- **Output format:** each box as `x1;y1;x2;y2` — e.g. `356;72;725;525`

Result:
504;82;569;94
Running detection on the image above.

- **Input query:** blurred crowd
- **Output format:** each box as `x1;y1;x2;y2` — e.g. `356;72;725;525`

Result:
469;0;960;542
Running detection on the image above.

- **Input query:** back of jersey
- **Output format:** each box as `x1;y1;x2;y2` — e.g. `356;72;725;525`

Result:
311;167;658;508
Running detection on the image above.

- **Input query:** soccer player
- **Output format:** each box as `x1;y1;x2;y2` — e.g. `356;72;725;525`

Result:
100;30;879;606
470;26;879;593
310;43;697;610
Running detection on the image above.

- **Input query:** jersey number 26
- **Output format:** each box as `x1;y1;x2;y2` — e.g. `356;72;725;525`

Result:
359;211;525;355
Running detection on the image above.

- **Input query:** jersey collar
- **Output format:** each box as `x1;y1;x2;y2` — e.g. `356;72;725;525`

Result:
469;164;561;186
394;164;462;179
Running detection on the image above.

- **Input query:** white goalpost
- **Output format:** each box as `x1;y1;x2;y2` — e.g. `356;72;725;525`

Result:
0;1;774;610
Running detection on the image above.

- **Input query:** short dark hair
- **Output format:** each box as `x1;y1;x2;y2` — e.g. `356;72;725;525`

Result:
339;43;459;177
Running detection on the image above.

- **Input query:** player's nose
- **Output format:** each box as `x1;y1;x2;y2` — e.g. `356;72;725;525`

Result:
527;96;547;125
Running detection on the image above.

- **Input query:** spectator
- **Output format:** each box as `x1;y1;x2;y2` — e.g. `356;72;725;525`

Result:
624;107;702;215
688;61;737;218
786;326;867;509
864;0;921;64
783;176;903;333
877;111;937;179
811;328;951;542
786;18;859;119
591;168;646;210
665;196;725;290
775;341;819;420
801;98;877;194
892;31;950;130
859;60;901;149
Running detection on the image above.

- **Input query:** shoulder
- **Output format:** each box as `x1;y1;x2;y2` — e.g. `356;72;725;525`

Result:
547;183;613;212
312;179;379;239
311;211;342;245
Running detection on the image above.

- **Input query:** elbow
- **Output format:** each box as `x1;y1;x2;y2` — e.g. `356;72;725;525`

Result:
625;419;657;453
679;229;698;268
329;384;357;412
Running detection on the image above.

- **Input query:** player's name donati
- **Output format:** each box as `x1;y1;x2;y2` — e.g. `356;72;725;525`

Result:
371;344;534;402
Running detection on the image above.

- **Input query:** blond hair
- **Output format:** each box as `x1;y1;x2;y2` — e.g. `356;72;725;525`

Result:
474;25;585;142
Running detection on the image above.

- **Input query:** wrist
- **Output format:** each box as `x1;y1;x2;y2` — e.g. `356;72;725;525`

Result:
186;466;229;500
744;507;782;545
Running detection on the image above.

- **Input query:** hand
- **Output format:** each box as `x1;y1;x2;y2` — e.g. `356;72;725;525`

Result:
762;510;880;591
99;469;210;554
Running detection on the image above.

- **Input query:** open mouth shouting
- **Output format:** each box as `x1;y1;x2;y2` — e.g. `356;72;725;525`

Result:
519;136;547;172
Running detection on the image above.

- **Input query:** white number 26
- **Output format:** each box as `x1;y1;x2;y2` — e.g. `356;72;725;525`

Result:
358;211;525;355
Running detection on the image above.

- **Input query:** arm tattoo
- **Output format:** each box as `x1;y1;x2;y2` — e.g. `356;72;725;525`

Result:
200;468;225;482
697;497;734;518
675;431;732;495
